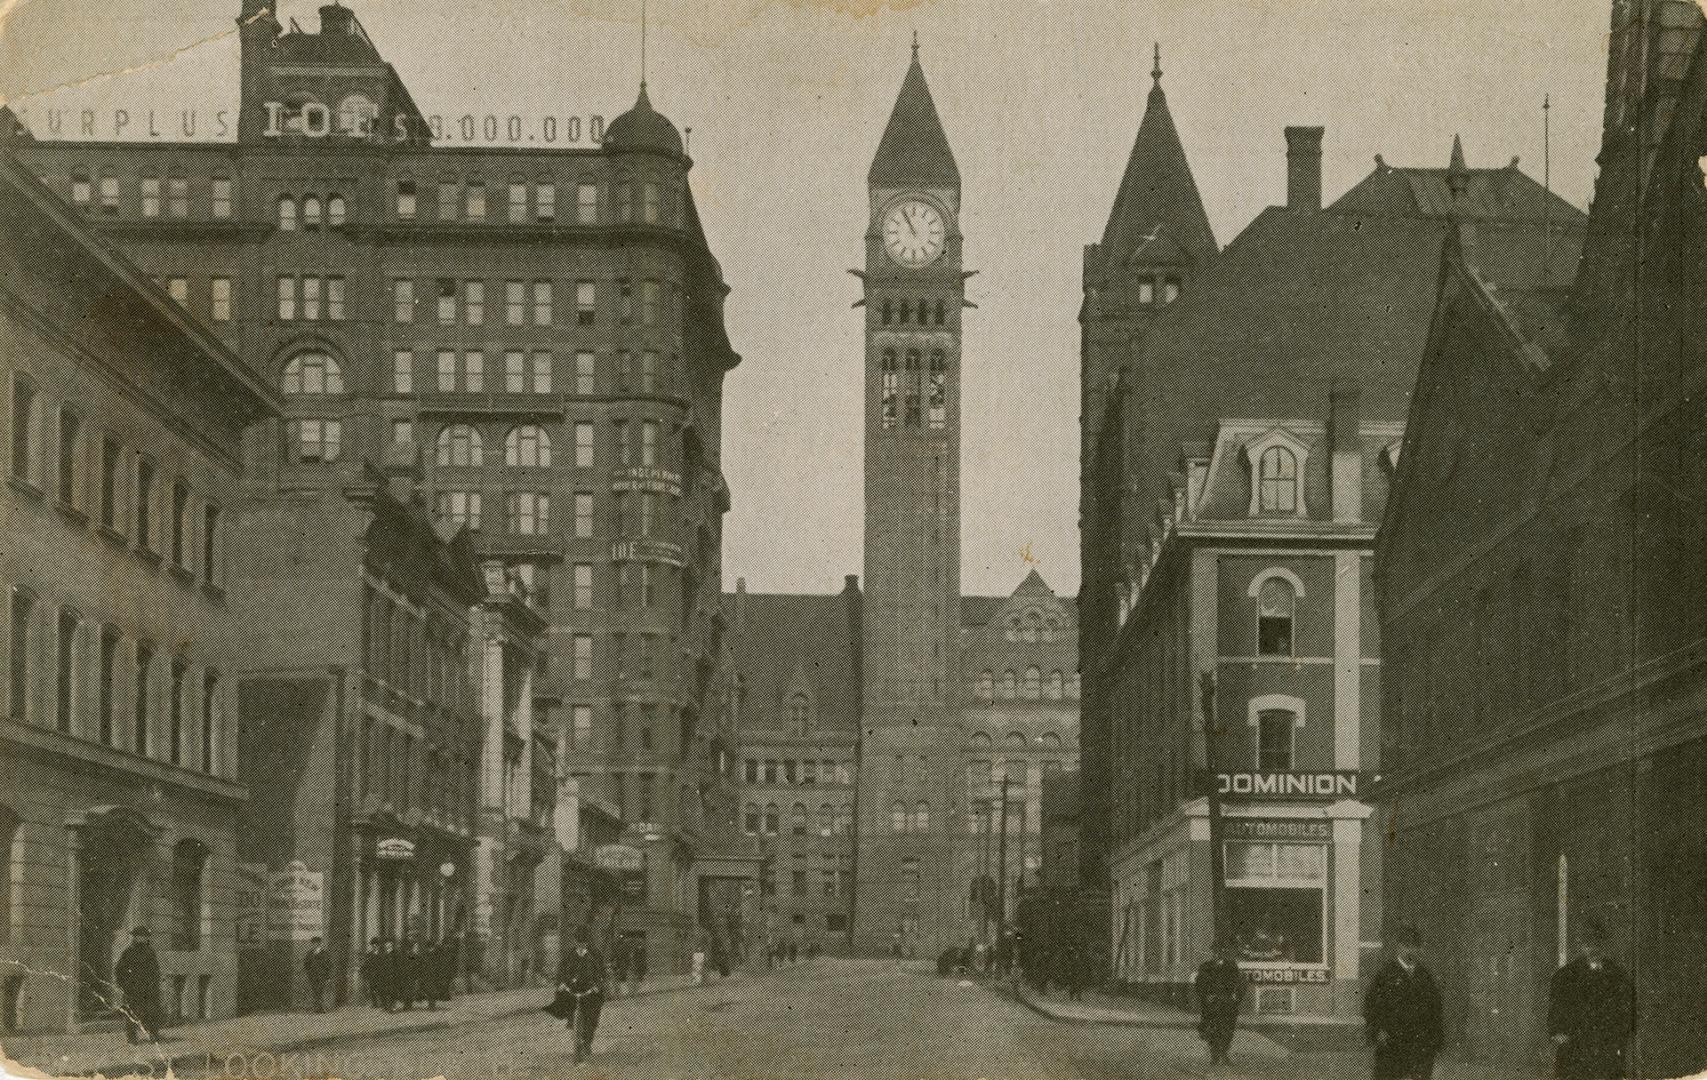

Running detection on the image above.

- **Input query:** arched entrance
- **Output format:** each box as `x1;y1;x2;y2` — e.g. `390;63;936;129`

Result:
68;806;159;1020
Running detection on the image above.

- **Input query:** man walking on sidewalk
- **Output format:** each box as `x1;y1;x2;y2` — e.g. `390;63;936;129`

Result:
115;926;163;1045
1195;938;1245;1066
1549;919;1636;1079
1364;924;1444;1080
303;936;331;1013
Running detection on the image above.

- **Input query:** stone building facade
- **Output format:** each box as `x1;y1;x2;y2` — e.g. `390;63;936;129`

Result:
0;153;277;1033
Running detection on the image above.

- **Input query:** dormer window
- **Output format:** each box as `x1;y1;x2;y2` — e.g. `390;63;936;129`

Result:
1163;276;1181;303
1257;446;1297;513
338;94;377;137
1138;278;1154;305
788;693;810;736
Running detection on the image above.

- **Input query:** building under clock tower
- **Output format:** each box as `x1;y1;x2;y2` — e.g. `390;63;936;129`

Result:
852;41;967;956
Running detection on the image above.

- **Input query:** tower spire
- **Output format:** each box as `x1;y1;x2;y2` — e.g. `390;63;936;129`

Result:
912;31;920;62
1152;42;1162;85
640;0;648;89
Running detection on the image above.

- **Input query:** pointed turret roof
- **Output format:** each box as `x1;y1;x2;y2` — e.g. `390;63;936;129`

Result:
869;41;960;187
1099;46;1216;266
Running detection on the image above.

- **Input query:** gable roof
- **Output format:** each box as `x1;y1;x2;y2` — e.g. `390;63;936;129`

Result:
725;589;861;735
1331;156;1583;223
1098;58;1217;267
869;48;960;187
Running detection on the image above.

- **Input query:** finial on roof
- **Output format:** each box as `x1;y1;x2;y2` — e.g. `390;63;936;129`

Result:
912;30;919;61
1374;153;1385;169
1447;134;1469;198
1152;42;1162;85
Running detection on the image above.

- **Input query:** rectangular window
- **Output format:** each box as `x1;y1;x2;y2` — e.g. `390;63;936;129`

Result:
395;178;417;219
437;350;456;393
390;419;412;446
614;421;630;466
643;181;660;224
56;608;76;733
133;642;154;754
641;350;658;394
142;177;161;218
1257;710;1295;771
98;626;118;745
326;276;345;321
466;181;486;221
169;658;187;765
572;634;592;680
300;275;321;321
642;280;660;326
533;280;552;326
575;351;596;395
505;351;525;394
167;277;188;307
639;492;654;537
438;180;458;221
435;490;482;529
465;280;484;326
508;181;527;223
276;275;296;320
393;350;414;394
10;378;36;485
618;279;633;325
201;672;218;772
464;350;484;392
99;437;120;529
1226;841;1326;965
57;409;80;507
572;704;592;749
574;422;594;468
201;504;220;585
135;457;156;550
168;176;188;218
294;419;341;463
170;480;189;567
71;170;91;206
576;182;597;224
532;350;552;394
393;278;414;323
211;177;232;219
574;492;594;538
641;420;658;466
573;563;593;609
616;351;633;392
508;491;550;535
505;280;525;326
437;279;456;325
536;182;555;222
576;280;596;326
210;278;231;322
9;588;33;722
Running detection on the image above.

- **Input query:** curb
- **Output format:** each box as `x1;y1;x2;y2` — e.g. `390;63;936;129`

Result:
1008;987;1196;1031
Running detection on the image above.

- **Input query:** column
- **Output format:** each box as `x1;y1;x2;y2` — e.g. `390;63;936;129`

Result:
1331;815;1363;1018
1333;551;1361;770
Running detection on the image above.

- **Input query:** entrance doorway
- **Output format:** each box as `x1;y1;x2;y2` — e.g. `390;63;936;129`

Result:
73;808;155;1020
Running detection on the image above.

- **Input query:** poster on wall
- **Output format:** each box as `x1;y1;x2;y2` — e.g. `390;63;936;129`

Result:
266;860;325;942
235;862;268;948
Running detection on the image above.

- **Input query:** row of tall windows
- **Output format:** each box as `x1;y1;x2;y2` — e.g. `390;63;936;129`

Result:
742;801;853;837
972;669;1079;701
149;275;232;322
65;167;230;219
389;346;680;398
877;348;947;430
742;757;854;786
7;585;223;771
391;276;677;330
878;298;949;326
275;193;347;231
396;175;678;227
275;274;346;321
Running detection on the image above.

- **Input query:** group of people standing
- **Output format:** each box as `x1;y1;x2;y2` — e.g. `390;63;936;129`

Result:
1193;921;1636;1079
357;933;462;1012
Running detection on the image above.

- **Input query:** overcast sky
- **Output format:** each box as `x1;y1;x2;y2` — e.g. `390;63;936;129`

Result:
0;0;1612;597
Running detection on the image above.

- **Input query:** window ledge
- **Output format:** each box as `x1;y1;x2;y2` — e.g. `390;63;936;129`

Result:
7;475;43;501
54;500;88;526
134;547;163;568
96;523;128;548
199;581;226;603
167;563;196;585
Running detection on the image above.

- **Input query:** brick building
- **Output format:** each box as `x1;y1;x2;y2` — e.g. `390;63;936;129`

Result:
0;153;278;1033
1076;54;1586;975
1374;3;1707;1073
2;0;749;976
1104;386;1398;1026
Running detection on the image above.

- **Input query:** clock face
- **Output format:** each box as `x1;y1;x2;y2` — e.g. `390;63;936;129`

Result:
882;199;946;268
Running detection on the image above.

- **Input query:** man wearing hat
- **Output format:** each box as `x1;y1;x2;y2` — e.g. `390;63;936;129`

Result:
553;926;607;1063
302;935;331;1013
1549;918;1636;1078
1194;937;1245;1066
1364;924;1444;1079
114;926;162;1045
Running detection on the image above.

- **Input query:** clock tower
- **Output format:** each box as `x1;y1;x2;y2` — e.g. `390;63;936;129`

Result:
853;39;966;956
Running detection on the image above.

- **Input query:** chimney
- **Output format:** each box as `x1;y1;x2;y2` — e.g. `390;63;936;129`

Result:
319;3;355;35
733;576;747;630
1285;126;1324;211
381;438;422;508
1329;380;1362;523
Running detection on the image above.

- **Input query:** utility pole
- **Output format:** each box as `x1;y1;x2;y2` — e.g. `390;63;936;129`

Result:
994;773;1012;934
977;802;992;947
1201;671;1228;944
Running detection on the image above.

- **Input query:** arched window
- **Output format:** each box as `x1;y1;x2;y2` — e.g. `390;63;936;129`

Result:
172;838;207;950
504;425;552;467
969;731;991;750
327;194;347;226
1039;732;1062;750
890;801;907;833
1005;617;1021;642
880;298;893;325
927;351;946;429
788;692;810;736
1046;671;1063;700
302;195;323;230
743;803;759;834
934;299;946;325
975;670;993;700
818;803;834;837
1258;446;1298;513
615;173;633;221
1257;709;1297;770
1005;732;1027;751
1023;612;1041;642
1043;617;1061;643
281;353;344;396
1257;577;1296;657
762;803;779;835
277;194;297;230
790;802;807;836
915;299;928;324
915;802;930;832
879;350;898;429
836;803;852;835
436;424;484;467
999;670;1016;699
1023;666;1041;699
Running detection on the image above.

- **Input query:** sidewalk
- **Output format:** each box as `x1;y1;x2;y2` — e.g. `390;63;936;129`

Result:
0;973;700;1079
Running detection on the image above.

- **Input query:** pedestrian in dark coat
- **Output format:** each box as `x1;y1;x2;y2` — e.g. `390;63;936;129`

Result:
361;938;384;1008
114;926;162;1045
303;936;332;1013
397;933;421;1009
1195;939;1245;1065
1549;920;1636;1079
378;938;400;1011
552;927;606;1063
420;939;442;1010
1364;925;1445;1080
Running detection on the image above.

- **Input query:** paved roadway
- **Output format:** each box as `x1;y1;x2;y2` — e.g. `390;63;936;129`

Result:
174;958;1358;1080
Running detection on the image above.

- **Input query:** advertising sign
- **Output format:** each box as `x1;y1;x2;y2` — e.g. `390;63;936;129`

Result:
235;862;268;948
1245;966;1330;985
1208;771;1364;800
609;539;686;566
376;837;417;861
594;844;644;872
1224;819;1333;843
609;467;683;497
266;861;324;942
